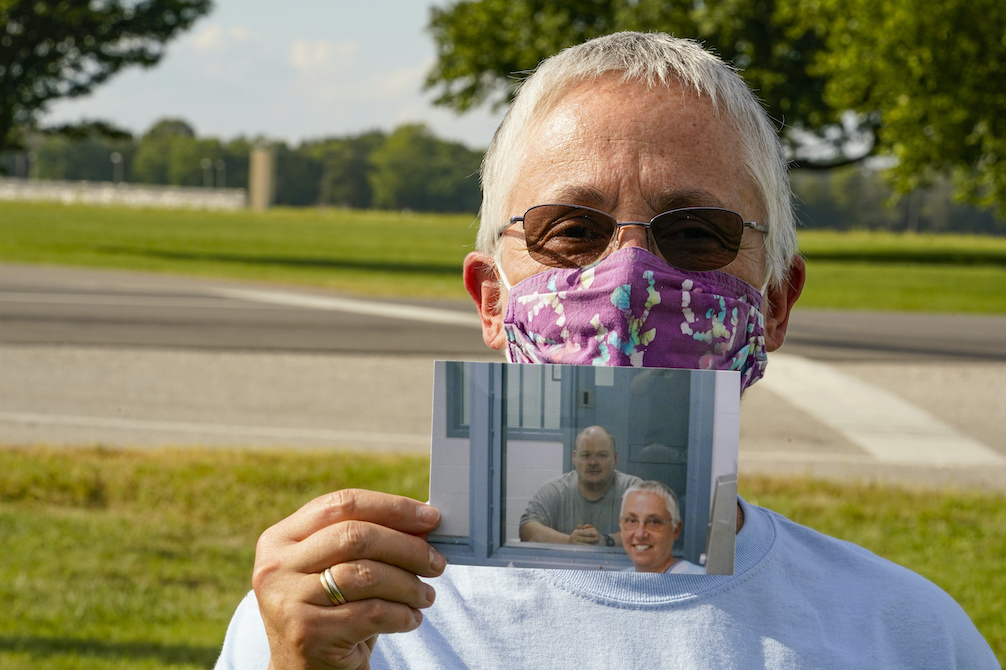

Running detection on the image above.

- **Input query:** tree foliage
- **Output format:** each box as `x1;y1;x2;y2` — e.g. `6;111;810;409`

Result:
785;0;1006;214
369;124;482;212
425;0;1006;213
0;0;212;157
426;1;835;156
16;118;484;213
303;131;386;209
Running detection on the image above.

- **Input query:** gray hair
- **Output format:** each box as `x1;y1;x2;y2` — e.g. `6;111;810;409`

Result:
621;480;682;526
478;31;798;290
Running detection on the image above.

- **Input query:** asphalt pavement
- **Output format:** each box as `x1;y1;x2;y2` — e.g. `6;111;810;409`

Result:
2;262;1004;490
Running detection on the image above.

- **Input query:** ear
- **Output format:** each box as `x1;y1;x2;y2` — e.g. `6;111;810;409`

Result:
463;252;507;350
763;255;806;352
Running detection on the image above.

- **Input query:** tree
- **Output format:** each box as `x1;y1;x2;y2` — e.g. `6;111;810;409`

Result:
425;0;1006;214
0;0;213;159
308;131;386;209
369;123;482;213
274;143;324;206
132;117;197;184
32;130;134;182
425;1;836;160
784;0;1006;214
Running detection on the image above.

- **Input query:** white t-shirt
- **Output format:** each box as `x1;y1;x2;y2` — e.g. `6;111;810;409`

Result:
215;499;997;669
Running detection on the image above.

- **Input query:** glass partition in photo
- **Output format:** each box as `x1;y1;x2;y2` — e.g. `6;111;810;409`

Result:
428;361;739;574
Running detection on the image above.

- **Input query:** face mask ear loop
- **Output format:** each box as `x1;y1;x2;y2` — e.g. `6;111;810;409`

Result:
493;247;513;292
497;266;513;293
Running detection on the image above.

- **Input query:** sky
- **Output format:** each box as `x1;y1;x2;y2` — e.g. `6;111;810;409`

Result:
42;1;504;150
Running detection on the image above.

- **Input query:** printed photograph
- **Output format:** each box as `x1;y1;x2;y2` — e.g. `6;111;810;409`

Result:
429;361;739;573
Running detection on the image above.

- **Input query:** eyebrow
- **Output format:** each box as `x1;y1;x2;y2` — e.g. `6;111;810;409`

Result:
649;188;728;212
539;185;610;210
530;186;728;216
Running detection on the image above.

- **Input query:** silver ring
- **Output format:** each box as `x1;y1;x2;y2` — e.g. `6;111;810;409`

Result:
320;567;347;606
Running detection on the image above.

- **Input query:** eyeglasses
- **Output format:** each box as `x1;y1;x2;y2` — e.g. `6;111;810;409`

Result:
505;204;768;271
619;515;675;531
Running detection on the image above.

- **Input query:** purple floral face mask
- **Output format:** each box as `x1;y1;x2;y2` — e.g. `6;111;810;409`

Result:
502;247;768;391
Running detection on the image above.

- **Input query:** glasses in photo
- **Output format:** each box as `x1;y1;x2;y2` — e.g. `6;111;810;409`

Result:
619;515;675;531
505;203;768;271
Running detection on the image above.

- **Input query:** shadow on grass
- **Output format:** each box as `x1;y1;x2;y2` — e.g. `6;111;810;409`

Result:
96;246;462;276
804;249;1006;266
100;246;1006;269
0;635;218;666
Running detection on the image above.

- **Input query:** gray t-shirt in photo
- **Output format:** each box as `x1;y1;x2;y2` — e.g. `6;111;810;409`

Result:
520;470;643;538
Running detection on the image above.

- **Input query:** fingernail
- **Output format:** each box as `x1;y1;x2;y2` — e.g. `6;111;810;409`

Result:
429;547;446;572
417;504;439;525
424;583;436;605
413;609;424;626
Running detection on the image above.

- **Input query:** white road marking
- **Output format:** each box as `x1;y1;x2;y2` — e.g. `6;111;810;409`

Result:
759;354;1006;467
0;411;429;448
211;288;482;327
0;290;266;309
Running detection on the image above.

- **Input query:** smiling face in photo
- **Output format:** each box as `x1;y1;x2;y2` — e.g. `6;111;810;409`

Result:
620;490;682;572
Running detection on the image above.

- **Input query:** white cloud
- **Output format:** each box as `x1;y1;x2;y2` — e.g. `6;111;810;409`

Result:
357;61;429;102
229;26;252;43
189;24;227;51
288;39;359;80
186;23;256;52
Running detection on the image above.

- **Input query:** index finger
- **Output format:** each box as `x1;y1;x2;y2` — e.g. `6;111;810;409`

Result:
271;489;441;544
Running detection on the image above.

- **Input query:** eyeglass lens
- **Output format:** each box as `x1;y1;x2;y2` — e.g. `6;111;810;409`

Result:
521;204;747;271
619;516;672;531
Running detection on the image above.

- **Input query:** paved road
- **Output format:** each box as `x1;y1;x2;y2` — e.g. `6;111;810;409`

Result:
3;263;1005;361
0;263;489;356
2;263;1004;489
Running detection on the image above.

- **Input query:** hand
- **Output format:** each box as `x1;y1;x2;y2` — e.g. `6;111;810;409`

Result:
569;524;602;545
253;489;446;670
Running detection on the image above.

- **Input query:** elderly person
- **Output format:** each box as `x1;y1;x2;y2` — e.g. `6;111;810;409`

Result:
216;33;996;669
520;425;641;545
619;481;704;574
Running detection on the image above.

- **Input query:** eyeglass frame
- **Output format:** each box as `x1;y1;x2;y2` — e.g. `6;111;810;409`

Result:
618;514;678;532
498;203;769;270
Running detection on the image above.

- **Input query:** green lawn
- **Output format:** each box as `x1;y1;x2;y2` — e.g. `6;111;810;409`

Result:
1;448;1002;668
0;448;430;670
2;201;1006;312
0;202;477;299
797;231;1006;313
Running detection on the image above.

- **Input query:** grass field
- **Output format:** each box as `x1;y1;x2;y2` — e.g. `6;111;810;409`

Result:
1;447;1002;669
2;201;1006;312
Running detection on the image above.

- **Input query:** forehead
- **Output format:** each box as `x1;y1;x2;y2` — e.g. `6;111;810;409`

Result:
576;431;613;452
624;491;669;515
509;75;763;221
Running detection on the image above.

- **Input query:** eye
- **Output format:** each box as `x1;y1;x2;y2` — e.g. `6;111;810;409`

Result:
660;221;730;246
540;213;611;244
522;205;618;268
653;209;742;252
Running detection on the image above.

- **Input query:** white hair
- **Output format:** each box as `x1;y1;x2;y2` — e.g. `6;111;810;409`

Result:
478;32;798;289
621;480;682;526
